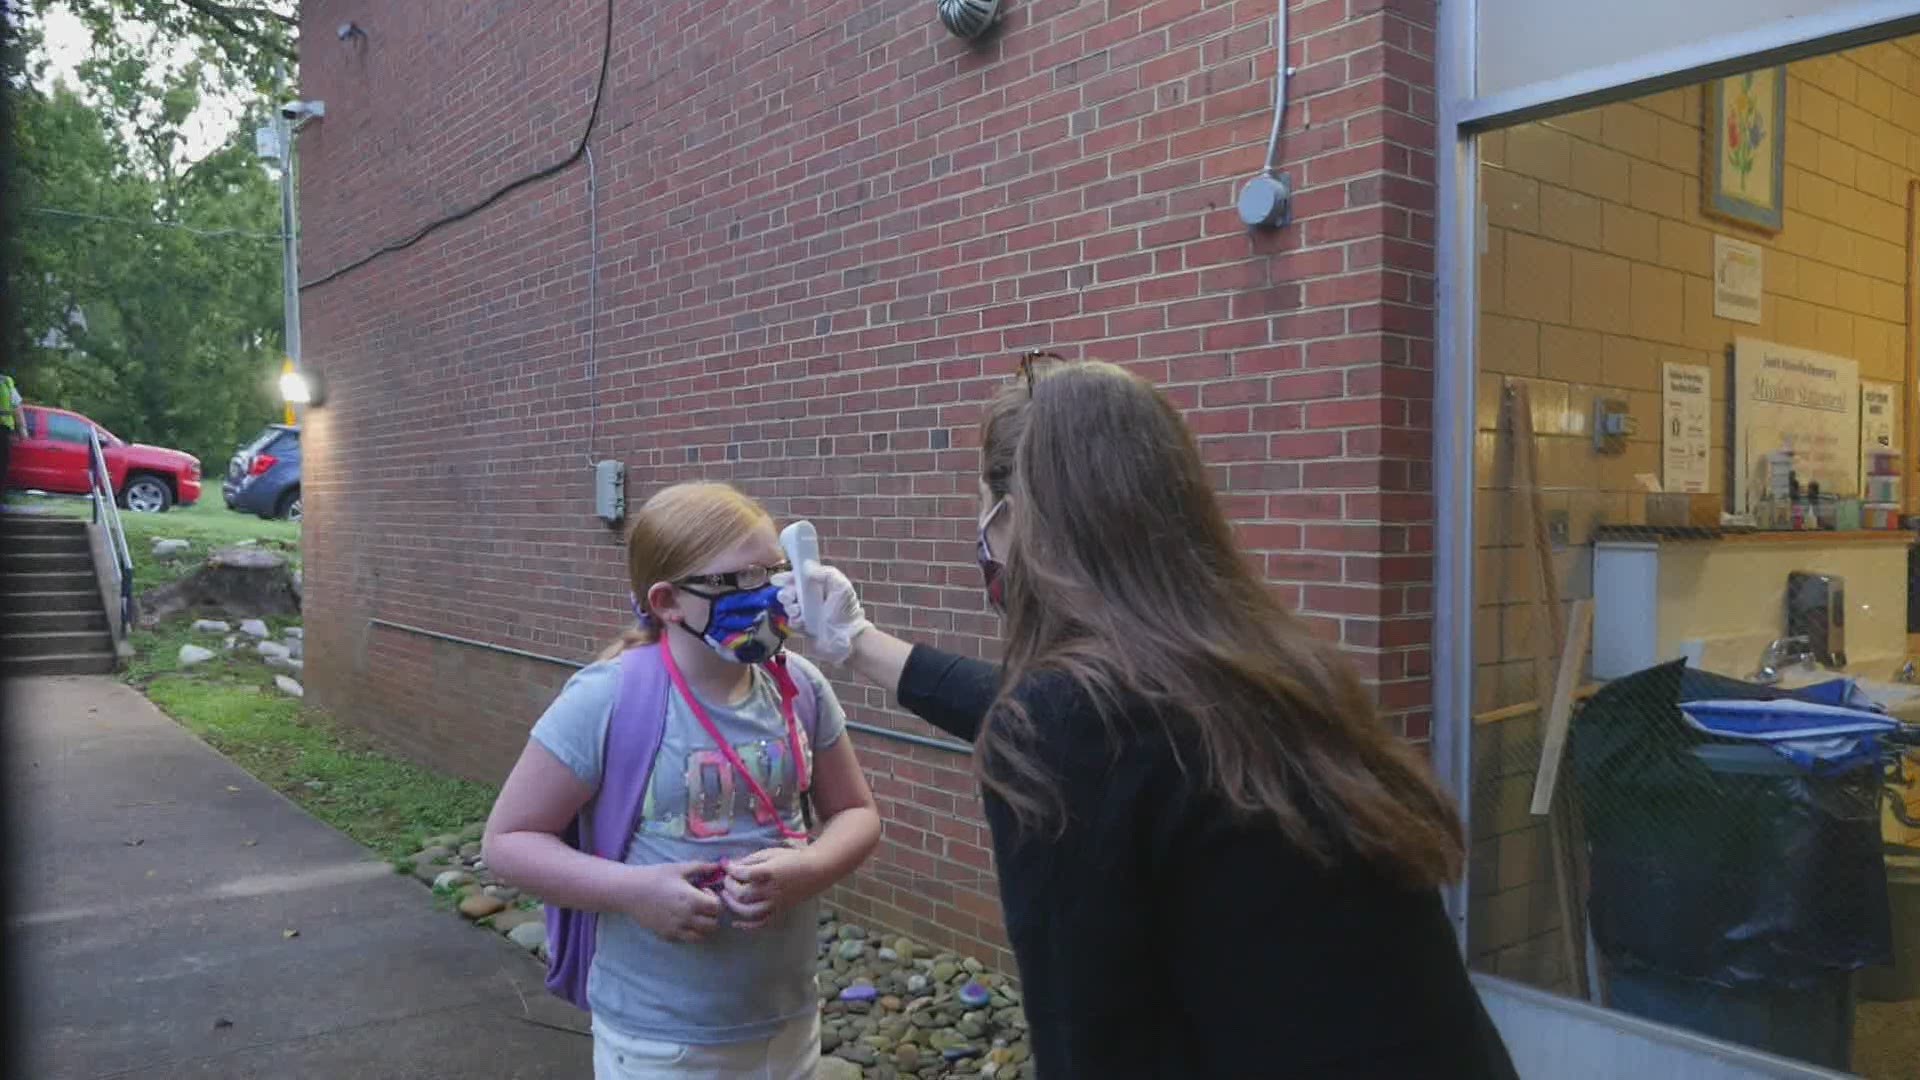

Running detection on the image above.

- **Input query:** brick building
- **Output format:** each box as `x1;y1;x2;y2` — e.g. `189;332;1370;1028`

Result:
298;2;1920;1065
297;0;1439;972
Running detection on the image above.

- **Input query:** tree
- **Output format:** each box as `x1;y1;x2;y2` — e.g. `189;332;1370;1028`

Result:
8;11;287;471
17;0;294;94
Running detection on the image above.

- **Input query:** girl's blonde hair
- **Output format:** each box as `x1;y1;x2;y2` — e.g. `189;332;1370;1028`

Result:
598;482;772;661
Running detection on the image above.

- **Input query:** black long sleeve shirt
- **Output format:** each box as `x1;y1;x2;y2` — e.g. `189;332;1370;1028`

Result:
896;644;1517;1079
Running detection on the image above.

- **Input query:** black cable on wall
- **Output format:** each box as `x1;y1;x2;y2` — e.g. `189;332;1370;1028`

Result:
299;0;616;292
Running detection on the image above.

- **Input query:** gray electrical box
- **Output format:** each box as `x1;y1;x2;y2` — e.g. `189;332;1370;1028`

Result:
594;460;627;525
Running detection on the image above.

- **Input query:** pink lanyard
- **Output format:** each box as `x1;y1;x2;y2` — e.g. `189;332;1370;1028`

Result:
660;644;810;843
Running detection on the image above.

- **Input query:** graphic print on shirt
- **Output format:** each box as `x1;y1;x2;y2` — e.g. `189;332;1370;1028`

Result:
645;734;810;840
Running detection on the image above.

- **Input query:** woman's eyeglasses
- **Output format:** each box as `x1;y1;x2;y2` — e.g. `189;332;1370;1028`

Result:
676;562;791;595
1019;350;1065;397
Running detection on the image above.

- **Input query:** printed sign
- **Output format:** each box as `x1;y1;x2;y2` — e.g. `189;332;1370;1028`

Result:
1662;362;1712;493
1731;337;1860;511
1861;380;1900;492
1712;235;1763;324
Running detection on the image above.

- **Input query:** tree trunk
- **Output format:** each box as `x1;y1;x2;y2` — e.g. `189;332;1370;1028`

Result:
138;546;300;626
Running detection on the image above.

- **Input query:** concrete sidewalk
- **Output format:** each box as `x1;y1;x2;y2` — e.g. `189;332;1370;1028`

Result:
9;676;589;1079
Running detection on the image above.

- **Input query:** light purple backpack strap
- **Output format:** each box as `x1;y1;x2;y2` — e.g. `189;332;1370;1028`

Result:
544;644;670;1011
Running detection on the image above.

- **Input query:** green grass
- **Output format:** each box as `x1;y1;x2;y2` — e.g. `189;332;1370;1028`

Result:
8;493;299;592
142;674;498;860
12;493;491;864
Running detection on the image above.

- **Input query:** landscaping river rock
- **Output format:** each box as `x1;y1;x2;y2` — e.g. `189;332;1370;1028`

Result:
402;827;1032;1078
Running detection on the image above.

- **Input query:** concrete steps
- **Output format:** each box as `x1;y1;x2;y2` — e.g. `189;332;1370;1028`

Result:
1;515;118;675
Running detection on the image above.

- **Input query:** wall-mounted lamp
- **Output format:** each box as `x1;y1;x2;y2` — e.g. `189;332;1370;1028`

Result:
280;99;325;125
280;367;324;408
936;0;1001;40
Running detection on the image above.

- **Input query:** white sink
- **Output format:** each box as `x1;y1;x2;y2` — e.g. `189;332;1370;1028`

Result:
1767;667;1920;723
1858;679;1920;723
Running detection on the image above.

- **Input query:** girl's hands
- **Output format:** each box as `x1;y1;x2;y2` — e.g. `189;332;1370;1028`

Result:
773;563;873;665
720;846;826;930
619;861;725;943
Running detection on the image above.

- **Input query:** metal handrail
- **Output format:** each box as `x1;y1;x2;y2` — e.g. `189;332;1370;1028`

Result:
86;429;134;634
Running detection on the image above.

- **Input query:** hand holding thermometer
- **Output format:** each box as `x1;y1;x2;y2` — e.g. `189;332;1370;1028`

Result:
779;520;823;637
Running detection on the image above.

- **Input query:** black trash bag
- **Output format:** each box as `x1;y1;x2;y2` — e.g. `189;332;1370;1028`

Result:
1571;660;1893;989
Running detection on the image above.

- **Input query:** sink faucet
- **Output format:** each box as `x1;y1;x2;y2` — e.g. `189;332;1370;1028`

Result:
1753;636;1813;686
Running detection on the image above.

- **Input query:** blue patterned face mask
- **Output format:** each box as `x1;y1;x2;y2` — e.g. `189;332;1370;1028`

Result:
677;583;790;664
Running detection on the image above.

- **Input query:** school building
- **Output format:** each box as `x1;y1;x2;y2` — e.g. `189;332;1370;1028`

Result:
297;1;1920;1072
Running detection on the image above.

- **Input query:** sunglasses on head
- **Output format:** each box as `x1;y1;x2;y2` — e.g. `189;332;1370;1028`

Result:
1018;350;1065;397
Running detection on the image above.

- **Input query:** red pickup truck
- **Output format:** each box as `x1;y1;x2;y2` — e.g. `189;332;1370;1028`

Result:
6;405;202;512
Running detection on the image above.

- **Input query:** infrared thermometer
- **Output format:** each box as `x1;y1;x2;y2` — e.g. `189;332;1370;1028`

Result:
779;520;823;635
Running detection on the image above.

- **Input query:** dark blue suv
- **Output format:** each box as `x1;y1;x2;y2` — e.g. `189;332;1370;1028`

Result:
223;424;301;521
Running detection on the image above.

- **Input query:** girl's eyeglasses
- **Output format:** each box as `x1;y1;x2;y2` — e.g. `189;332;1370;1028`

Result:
1019;350;1065;397
676;561;791;595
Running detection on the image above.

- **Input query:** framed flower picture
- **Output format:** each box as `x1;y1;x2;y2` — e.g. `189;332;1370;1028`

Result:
1704;67;1787;232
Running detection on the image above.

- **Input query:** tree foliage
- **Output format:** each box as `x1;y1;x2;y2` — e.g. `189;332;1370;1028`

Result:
24;0;294;93
7;3;293;470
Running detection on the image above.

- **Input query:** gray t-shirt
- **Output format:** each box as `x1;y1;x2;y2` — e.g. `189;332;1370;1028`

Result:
531;650;846;1044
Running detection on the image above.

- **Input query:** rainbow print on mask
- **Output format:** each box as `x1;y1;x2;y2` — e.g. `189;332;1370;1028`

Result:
699;585;791;664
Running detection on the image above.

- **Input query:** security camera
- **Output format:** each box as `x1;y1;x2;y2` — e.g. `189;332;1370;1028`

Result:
279;100;325;121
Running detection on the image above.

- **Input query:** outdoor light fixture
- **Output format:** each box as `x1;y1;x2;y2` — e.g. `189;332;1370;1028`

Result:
936;0;1001;40
279;99;326;123
280;367;323;408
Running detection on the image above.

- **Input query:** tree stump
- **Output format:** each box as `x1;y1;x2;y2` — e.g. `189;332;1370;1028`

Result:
139;547;301;626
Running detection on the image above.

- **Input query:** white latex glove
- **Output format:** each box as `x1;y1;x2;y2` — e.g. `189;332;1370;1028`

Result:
774;563;873;665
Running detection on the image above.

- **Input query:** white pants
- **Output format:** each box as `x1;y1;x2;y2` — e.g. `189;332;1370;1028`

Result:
592;1011;820;1080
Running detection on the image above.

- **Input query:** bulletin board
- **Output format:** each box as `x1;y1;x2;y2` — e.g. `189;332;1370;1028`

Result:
1731;337;1860;513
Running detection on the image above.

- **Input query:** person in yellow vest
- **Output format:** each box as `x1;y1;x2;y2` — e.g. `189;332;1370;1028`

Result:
0;372;22;497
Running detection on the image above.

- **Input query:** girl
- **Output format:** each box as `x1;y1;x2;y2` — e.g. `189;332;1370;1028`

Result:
781;361;1517;1078
485;482;880;1080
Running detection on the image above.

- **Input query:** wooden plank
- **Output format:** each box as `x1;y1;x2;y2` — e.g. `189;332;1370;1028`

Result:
1592;526;1917;546
1504;382;1592;999
1472;683;1603;726
1536;599;1598;1000
1906;179;1918;518
1506;383;1566;710
1531;600;1595;816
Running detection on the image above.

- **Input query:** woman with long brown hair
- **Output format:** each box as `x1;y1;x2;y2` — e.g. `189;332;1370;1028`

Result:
780;359;1514;1078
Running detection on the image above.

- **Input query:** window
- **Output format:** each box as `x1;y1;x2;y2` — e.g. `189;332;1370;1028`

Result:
46;414;90;444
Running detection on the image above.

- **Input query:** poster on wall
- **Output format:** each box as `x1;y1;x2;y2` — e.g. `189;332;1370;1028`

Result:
1662;362;1712;493
1731;337;1861;512
1712;236;1763;324
1861;381;1901;491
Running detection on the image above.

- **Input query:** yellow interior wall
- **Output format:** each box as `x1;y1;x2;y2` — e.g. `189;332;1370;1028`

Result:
1475;41;1920;714
1466;39;1920;980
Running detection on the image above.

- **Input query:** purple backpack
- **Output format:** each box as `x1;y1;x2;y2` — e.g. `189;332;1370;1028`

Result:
544;643;819;1010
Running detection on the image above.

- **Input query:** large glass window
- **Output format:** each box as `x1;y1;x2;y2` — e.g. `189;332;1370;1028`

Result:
1466;40;1920;1077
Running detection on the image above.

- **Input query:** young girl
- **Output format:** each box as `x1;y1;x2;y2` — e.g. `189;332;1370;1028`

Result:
484;482;880;1080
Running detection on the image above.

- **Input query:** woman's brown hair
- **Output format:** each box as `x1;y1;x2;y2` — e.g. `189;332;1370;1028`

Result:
977;360;1464;889
597;482;772;661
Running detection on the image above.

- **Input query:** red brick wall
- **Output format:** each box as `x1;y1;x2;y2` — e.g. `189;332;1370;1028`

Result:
298;0;1438;968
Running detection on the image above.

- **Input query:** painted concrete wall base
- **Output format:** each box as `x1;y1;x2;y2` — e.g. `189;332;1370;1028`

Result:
1474;975;1852;1080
